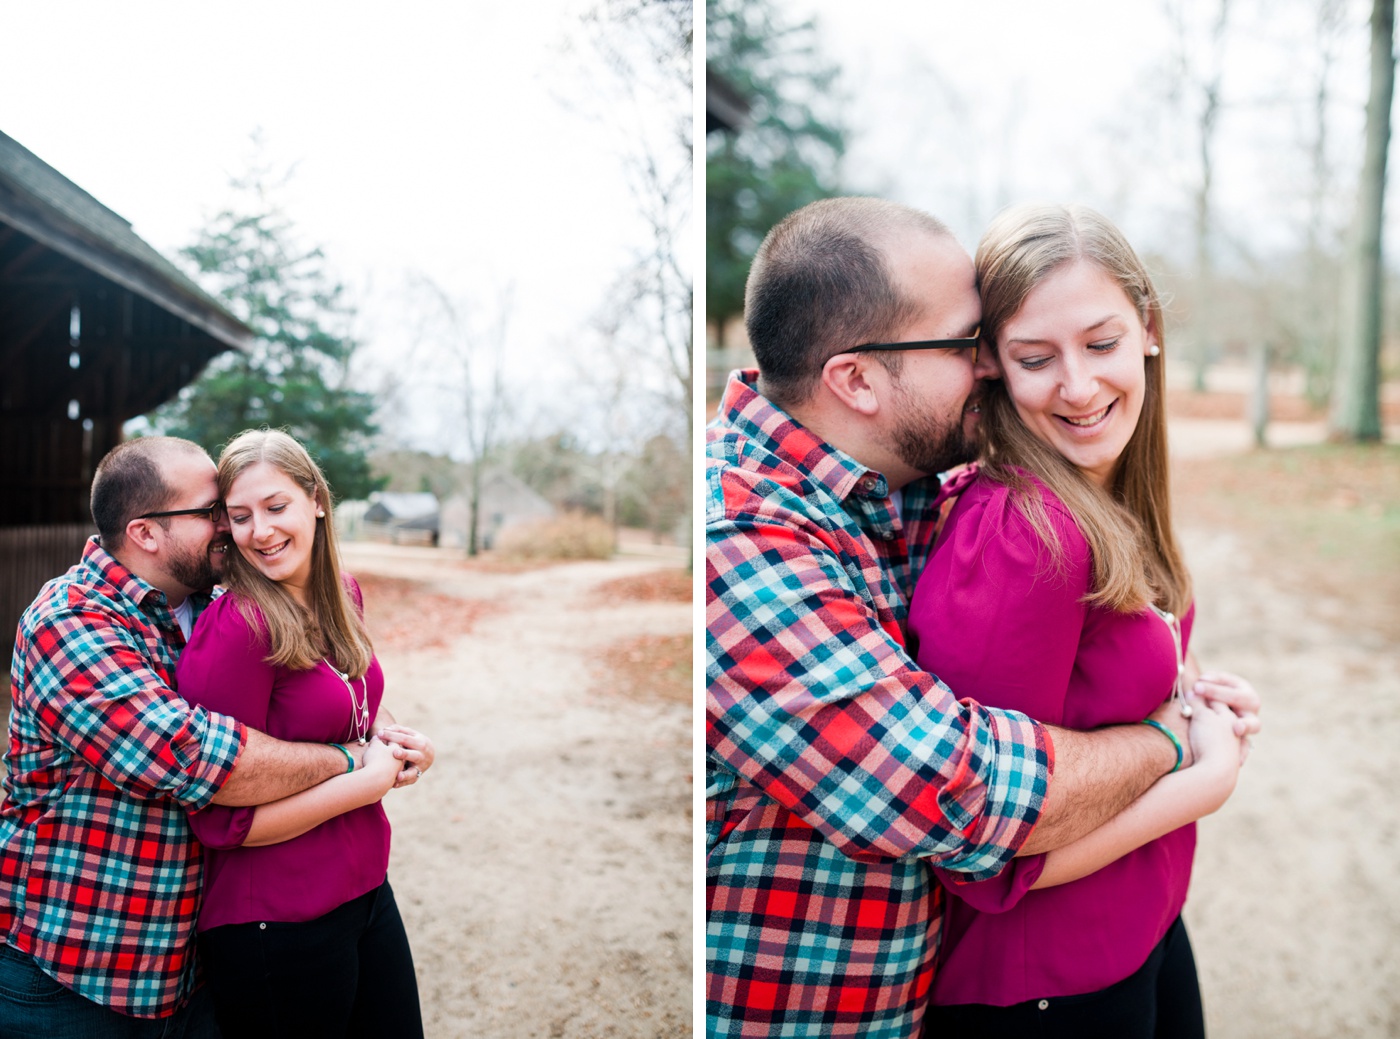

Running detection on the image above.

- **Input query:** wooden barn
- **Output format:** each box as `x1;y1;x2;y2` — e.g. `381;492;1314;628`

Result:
0;129;251;661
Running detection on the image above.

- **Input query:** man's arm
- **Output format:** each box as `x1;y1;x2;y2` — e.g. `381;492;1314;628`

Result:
209;729;361;806
1018;705;1186;855
1028;699;1245;885
707;513;1048;878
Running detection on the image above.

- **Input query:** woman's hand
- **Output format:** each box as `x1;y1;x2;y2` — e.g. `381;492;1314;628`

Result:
376;724;435;788
1186;699;1247;811
361;736;403;795
1192;670;1261;739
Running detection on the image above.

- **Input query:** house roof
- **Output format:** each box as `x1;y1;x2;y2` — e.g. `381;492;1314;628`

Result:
0;129;251;351
367;492;440;519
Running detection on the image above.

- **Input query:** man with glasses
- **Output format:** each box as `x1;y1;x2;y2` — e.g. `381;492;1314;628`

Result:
0;436;371;1036
706;198;1257;1038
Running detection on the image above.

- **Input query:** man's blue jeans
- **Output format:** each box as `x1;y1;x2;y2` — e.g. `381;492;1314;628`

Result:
0;942;219;1039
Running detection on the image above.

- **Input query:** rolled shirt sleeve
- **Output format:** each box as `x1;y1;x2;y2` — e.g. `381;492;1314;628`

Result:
18;599;244;810
708;507;1052;878
177;595;276;848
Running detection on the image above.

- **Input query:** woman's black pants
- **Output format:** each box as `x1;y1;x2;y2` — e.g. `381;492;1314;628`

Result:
923;914;1206;1039
198;880;424;1038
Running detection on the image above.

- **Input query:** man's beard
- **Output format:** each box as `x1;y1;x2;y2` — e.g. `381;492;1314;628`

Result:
889;381;980;478
166;536;227;593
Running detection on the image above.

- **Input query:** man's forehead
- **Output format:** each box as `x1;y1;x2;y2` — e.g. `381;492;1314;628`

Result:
163;449;217;491
888;232;980;326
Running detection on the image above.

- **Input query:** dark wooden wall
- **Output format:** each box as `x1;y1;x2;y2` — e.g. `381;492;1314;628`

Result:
0;223;225;525
1;222;229;662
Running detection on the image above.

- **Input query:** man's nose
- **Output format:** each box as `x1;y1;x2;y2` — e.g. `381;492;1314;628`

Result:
972;343;1001;381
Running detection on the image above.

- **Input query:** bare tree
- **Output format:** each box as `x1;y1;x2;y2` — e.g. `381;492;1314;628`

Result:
1298;0;1349;407
410;276;513;555
570;0;693;440
1165;0;1233;392
1330;0;1394;441
572;268;680;549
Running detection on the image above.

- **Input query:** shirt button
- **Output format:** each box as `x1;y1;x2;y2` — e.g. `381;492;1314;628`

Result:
259;922;267;930
1037;999;1049;1010
860;475;878;492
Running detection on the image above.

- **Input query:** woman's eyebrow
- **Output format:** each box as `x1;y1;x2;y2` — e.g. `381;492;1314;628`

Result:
1005;314;1122;346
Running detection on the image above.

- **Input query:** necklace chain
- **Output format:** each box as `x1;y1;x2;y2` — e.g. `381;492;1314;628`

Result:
324;658;370;744
1150;605;1190;716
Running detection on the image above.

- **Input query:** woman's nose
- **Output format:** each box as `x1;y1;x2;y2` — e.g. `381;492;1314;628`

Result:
1058;357;1098;406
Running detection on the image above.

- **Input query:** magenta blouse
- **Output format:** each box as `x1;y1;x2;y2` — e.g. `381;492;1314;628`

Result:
907;470;1195;1006
175;576;390;932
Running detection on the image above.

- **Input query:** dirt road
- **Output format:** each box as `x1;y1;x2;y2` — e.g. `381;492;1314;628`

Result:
342;543;693;1038
1179;520;1400;1039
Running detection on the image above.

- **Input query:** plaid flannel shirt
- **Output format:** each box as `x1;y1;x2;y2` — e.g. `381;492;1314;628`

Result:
706;371;1053;1039
1;537;245;1019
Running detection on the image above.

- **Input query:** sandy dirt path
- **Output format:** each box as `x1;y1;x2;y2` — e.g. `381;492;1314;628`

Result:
1165;406;1400;1039
341;544;693;1038
1179;521;1400;1039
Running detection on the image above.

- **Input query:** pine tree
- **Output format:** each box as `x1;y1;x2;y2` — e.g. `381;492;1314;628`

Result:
152;169;382;499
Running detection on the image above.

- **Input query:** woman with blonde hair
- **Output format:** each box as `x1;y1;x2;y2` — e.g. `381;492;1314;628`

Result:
907;203;1255;1038
177;428;432;1037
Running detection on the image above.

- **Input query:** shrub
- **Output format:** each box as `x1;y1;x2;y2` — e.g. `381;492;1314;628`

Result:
493;512;614;561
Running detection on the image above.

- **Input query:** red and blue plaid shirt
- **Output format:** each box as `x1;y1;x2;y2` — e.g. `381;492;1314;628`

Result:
706;372;1053;1039
1;537;245;1018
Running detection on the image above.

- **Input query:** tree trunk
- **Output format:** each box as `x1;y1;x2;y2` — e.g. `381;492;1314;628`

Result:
1330;0;1394;442
468;467;482;557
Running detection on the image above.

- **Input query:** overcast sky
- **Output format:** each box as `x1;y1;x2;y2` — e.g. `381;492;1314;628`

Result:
782;0;1376;263
1;0;683;452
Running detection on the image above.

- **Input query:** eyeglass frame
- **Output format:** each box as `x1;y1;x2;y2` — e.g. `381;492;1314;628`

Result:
136;502;226;524
847;332;981;365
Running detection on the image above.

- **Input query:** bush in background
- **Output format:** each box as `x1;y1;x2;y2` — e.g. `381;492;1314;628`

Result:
494;513;615;561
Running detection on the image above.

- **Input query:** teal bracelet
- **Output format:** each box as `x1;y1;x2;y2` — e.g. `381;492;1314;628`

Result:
330;742;355;774
1141;719;1184;773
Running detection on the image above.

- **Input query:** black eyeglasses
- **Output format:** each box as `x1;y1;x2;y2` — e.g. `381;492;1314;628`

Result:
137;502;226;524
850;332;981;365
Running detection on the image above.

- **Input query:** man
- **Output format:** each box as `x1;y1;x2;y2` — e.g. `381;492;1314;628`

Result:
0;436;404;1035
706;197;1257;1038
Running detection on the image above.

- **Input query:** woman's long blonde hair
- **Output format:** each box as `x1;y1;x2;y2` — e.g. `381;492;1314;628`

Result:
217;429;374;677
975;203;1192;616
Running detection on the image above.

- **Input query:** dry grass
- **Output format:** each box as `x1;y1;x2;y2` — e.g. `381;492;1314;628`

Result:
493;513;615;561
1172;442;1400;639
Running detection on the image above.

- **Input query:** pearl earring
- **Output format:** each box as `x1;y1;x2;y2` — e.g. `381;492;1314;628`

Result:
1148;344;1160;357
316;510;325;518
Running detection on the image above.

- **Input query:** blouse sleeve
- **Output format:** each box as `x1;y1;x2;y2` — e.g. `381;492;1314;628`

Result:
907;478;1093;913
176;595;276;850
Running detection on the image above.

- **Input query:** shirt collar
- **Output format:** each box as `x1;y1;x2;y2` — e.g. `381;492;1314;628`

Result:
83;535;214;617
716;370;892;504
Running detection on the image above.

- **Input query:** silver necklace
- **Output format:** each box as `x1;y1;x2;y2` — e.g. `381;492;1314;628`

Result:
1150;605;1191;717
324;658;370;744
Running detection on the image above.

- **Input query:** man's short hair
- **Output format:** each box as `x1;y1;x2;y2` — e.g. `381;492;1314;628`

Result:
744;197;953;408
91;437;209;551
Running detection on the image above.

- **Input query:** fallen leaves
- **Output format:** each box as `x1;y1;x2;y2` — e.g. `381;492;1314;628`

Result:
595;633;693;705
591;568;692;606
354;572;493;653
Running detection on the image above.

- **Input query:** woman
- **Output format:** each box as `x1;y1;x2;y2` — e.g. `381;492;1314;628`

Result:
177;429;433;1037
908;203;1253;1038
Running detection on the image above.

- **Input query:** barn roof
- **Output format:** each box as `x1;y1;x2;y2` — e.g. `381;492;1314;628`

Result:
0;129;251;351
